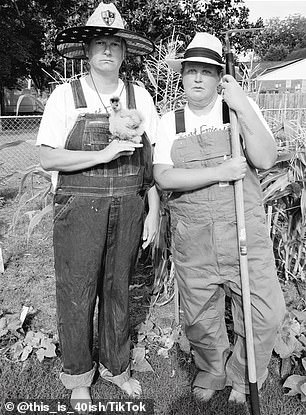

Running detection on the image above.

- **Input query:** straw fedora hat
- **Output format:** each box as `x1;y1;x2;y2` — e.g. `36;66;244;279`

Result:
166;32;224;73
55;2;154;59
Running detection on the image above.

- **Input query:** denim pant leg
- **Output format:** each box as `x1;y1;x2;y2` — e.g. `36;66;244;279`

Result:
54;195;110;388
173;220;230;390
225;209;286;394
98;194;144;376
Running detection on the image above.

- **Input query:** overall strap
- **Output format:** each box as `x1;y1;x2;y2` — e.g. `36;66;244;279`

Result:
125;81;154;192
175;100;230;134
175;108;185;134
126;81;136;109
70;79;87;109
222;100;230;124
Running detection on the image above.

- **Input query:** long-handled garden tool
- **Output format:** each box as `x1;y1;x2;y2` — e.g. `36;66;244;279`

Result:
223;28;262;415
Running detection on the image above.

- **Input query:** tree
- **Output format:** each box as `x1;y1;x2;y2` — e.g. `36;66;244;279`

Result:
0;0;78;113
115;0;252;84
0;0;253;110
254;14;306;61
39;0;253;84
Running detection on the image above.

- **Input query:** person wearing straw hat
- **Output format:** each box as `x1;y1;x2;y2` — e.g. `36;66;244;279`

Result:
154;32;286;404
36;1;159;409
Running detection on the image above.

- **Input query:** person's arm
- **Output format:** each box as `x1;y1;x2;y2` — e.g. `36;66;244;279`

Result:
222;75;277;170
142;185;160;249
154;157;247;192
39;141;143;172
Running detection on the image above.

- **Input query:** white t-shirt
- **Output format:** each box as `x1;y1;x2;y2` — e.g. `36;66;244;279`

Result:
153;94;272;166
36;76;159;187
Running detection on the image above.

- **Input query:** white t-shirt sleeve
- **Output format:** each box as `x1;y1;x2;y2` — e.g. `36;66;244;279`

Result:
36;83;74;149
153;111;176;166
134;85;160;145
247;96;273;137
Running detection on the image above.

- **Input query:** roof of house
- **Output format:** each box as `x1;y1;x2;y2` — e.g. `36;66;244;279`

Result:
256;58;306;81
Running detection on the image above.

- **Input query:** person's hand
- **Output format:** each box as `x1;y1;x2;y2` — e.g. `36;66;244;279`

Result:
97;139;143;163
216;156;247;182
142;211;159;249
220;75;249;113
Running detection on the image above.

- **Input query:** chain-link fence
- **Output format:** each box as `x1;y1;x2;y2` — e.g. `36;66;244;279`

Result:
0;115;42;143
0;116;41;187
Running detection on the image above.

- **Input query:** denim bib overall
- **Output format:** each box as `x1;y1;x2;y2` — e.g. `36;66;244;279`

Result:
53;79;150;388
169;108;285;393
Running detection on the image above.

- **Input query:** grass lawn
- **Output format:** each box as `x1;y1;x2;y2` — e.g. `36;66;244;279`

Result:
1;187;306;415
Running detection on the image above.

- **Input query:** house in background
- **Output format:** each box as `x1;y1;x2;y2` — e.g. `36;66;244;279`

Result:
255;58;306;93
2;78;45;115
4;88;45;115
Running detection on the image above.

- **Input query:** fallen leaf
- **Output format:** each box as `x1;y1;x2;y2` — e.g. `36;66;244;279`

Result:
43;342;56;358
290;320;301;337
36;348;45;362
280;357;292;379
283;375;306;399
132;346;146;362
178;334;191;354
160;334;174;350
302;357;306;372
10;341;24;360
171;326;181;343
24;331;41;348
137;334;146;344
132;357;154;372
146;331;160;342
274;331;299;358
291;310;306;323
20;345;33;361
131;346;153;372
137;319;154;334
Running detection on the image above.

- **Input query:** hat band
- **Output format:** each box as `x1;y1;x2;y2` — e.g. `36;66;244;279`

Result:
184;47;223;64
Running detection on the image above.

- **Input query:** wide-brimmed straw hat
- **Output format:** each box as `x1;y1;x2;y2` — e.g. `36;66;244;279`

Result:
166;32;224;73
55;2;154;59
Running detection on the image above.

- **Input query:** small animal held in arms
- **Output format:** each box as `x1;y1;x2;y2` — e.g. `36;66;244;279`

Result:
109;97;144;144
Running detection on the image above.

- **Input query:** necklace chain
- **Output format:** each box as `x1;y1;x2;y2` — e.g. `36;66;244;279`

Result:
89;72;124;115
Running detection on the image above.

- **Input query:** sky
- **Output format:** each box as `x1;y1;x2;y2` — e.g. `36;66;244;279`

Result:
243;0;306;22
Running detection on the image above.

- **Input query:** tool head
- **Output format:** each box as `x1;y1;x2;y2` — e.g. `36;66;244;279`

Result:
222;27;263;52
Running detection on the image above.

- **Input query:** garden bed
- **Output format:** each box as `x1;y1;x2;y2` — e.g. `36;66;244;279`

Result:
0;186;306;415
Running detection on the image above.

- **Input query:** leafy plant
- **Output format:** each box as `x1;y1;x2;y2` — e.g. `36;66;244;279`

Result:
273;310;306;401
131;314;187;373
0;306;57;363
0;140;25;185
259;120;306;282
283;369;306;402
10;164;53;244
144;30;186;115
9;330;57;363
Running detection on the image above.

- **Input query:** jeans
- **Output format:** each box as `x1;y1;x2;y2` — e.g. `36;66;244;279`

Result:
53;193;144;386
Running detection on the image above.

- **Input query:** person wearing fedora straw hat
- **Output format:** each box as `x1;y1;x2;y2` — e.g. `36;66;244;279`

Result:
36;1;160;410
154;32;285;404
